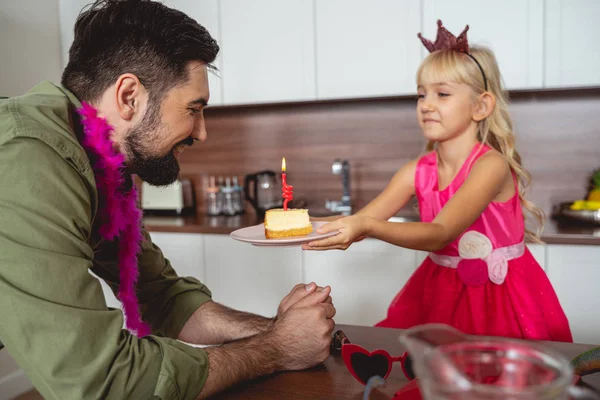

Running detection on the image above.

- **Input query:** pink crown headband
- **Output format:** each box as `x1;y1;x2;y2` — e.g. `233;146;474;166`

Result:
417;20;488;91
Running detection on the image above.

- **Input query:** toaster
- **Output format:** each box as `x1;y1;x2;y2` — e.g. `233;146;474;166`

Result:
141;178;195;216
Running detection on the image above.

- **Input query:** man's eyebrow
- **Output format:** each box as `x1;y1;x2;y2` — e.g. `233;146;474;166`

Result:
188;98;208;106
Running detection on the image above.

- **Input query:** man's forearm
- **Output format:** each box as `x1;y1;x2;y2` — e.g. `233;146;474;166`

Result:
179;301;273;345
195;331;280;399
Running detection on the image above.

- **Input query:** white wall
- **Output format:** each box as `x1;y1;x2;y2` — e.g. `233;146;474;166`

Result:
0;0;62;97
58;0;91;69
0;1;62;395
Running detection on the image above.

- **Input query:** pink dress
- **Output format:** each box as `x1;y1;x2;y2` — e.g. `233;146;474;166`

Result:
376;144;573;342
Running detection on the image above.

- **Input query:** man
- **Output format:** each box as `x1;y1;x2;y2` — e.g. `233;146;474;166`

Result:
0;1;335;399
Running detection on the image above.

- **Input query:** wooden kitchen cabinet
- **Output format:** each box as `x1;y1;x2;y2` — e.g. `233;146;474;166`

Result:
546;244;600;345
544;0;600;88
219;0;316;105
311;242;547;327
57;0;600;106
315;0;421;99
92;229;600;348
422;0;544;90
94;232;206;309
162;0;223;105
203;234;303;317
303;239;419;326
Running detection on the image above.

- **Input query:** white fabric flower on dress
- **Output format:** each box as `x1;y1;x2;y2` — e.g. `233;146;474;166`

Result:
458;231;493;260
487;252;508;285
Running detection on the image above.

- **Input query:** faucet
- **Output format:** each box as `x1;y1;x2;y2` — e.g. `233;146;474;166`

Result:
325;159;352;216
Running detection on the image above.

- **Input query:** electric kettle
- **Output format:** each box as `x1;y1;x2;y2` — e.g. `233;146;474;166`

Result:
244;170;282;215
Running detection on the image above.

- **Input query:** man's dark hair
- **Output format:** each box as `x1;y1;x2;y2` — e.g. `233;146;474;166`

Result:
61;0;219;103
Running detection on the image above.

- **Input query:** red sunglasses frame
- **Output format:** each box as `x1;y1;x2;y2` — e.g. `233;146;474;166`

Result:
342;343;414;384
332;330;415;386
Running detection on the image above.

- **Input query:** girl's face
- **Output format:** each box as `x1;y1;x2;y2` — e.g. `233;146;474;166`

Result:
416;81;478;143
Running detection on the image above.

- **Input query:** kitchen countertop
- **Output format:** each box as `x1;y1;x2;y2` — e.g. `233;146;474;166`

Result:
143;211;600;246
212;324;600;399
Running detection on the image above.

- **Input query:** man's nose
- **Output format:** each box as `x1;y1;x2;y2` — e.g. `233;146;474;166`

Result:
193;116;207;142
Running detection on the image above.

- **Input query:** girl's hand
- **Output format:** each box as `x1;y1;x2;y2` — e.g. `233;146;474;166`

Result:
303;215;369;251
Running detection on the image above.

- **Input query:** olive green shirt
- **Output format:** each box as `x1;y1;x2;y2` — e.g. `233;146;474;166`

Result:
0;82;212;399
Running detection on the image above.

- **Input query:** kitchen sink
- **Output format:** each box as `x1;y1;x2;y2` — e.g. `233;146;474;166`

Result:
387;216;419;223
309;209;419;223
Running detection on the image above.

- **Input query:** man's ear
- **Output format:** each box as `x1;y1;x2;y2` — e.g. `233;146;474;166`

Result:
114;73;144;122
473;92;496;122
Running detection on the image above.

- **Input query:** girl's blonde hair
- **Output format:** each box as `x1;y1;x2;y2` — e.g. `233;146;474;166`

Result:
417;46;545;243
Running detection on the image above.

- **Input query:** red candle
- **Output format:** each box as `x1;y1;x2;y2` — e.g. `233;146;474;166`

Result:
281;157;293;211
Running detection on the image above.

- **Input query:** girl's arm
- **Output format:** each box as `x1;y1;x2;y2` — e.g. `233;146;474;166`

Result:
306;152;511;252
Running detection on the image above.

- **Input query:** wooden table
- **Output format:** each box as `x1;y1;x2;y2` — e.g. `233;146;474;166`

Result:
213;324;600;399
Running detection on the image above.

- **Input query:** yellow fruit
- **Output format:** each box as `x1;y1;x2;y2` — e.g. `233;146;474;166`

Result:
570;200;600;211
588;188;600;202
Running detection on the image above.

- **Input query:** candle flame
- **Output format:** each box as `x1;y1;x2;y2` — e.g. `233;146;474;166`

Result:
281;157;286;172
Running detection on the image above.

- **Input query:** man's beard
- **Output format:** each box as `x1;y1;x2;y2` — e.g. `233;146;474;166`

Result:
125;105;191;187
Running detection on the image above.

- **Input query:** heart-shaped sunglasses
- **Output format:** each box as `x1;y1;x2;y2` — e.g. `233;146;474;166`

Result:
331;330;416;385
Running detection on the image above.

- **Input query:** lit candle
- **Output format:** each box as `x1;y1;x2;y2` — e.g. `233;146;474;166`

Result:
281;157;293;211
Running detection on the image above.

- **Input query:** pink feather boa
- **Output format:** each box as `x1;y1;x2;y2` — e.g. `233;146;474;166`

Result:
77;102;151;337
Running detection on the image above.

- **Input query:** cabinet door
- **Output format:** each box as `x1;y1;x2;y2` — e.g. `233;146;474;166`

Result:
220;0;316;105
59;0;223;105
204;234;303;317
163;0;223;105
1;0;62;96
149;232;206;281
422;0;544;89
545;0;600;88
546;245;600;344
94;232;206;309
58;0;89;68
528;244;546;271
303;239;418;326
315;0;421;99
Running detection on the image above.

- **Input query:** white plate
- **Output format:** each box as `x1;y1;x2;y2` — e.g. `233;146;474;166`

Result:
230;221;339;247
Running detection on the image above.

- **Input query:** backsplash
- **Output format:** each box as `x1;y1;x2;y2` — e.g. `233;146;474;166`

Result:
175;88;600;218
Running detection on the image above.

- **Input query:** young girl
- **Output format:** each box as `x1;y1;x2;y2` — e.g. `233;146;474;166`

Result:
304;21;573;342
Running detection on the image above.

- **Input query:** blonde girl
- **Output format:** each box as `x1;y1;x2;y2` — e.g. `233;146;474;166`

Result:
305;21;572;341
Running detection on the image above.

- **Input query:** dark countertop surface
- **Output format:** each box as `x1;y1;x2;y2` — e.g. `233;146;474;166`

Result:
211;324;600;400
143;210;600;246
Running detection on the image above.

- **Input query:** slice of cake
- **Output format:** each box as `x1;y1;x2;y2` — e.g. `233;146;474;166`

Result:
264;208;313;239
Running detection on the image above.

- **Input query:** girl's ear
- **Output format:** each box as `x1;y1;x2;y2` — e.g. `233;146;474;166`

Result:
473;92;496;122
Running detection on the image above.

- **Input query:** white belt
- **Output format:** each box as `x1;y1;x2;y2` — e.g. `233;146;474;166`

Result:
428;241;525;268
427;232;525;286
